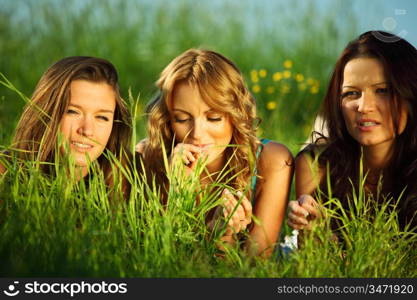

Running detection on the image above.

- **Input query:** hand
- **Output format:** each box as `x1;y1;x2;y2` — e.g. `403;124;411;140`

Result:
169;143;207;176
287;194;321;230
221;189;252;236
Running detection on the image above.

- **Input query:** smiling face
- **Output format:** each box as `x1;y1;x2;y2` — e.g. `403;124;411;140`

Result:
169;81;234;170
60;80;116;176
340;57;408;152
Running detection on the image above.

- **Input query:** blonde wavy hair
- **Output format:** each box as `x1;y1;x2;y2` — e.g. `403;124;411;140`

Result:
142;48;260;194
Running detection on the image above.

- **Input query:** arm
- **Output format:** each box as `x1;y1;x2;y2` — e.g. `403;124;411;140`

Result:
247;141;294;257
287;153;324;230
0;162;6;175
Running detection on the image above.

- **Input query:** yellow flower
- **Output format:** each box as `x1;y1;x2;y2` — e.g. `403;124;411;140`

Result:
310;85;319;94
295;73;304;82
307;78;316;85
252;84;261;93
266;101;277;110
281;83;291;94
283;70;291;78
273;72;282;81
259;69;267;78
298;83;307;91
266;86;275;94
283;59;293;69
250;70;259;83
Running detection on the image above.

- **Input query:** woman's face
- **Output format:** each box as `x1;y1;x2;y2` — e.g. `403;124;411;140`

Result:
341;57;407;151
169;81;233;168
60;80;116;176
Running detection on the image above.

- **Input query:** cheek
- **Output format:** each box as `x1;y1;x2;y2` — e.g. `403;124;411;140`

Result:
171;123;190;141
99;123;114;146
59;117;73;140
210;121;233;142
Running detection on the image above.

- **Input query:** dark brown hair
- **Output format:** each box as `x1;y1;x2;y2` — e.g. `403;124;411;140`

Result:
303;31;417;230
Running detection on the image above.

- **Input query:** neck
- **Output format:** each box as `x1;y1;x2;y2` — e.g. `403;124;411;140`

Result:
362;142;395;175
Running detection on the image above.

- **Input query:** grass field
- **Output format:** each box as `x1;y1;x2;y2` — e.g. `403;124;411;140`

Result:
0;0;416;277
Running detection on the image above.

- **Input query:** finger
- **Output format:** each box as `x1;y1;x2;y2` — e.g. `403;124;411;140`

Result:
289;201;310;217
288;212;308;226
298;194;318;207
287;219;305;230
300;203;320;219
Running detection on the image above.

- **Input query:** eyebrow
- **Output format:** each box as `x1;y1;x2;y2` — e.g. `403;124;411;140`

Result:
342;82;387;89
172;108;217;114
68;103;115;114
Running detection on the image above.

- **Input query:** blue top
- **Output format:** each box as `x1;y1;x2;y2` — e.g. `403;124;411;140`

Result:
250;138;270;204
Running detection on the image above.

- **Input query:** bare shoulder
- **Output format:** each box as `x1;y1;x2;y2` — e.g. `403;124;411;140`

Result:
135;138;148;154
258;141;293;172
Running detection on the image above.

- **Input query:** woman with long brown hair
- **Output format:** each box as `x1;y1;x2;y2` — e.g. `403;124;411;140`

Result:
288;31;417;235
137;49;294;256
0;56;133;197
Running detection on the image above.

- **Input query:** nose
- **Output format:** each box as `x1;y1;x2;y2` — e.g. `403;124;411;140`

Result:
190;118;204;142
357;91;376;113
77;116;94;137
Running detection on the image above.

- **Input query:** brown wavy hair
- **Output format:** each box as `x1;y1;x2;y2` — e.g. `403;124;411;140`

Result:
10;56;133;196
142;48;260;195
303;31;417;230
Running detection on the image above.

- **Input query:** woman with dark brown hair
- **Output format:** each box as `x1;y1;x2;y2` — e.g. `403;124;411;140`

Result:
288;31;417;234
0;56;133;197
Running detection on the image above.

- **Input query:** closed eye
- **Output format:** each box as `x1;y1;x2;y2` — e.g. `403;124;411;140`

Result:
207;117;222;122
174;118;190;123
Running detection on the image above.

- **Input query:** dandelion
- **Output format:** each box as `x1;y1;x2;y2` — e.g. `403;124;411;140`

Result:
281;83;291;94
273;72;282;81
266;86;275;94
252;84;261;93
259;69;267;78
298;83;307;91
295;73;304;82
307;78;316;85
283;70;291;79
266;101;277;110
283;59;293;69
250;70;259;83
310;85;319;94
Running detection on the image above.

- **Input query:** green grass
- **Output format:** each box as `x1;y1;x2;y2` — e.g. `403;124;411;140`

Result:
1;0;415;277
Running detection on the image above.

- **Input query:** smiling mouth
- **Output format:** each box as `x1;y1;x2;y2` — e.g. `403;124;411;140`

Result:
71;141;93;149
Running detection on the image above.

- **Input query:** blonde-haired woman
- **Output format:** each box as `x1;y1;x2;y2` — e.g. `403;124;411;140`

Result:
0;56;133;197
137;49;293;256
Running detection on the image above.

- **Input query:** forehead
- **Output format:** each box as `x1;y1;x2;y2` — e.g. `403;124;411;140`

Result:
170;81;212;112
69;80;116;110
342;57;385;85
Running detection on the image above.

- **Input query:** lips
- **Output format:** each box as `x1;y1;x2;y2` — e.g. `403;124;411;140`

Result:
357;119;380;131
71;141;94;151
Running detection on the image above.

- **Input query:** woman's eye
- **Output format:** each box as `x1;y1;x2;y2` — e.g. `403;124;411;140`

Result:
66;109;78;115
207;117;222;122
174;118;189;123
97;116;109;121
376;87;389;94
341;91;360;99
